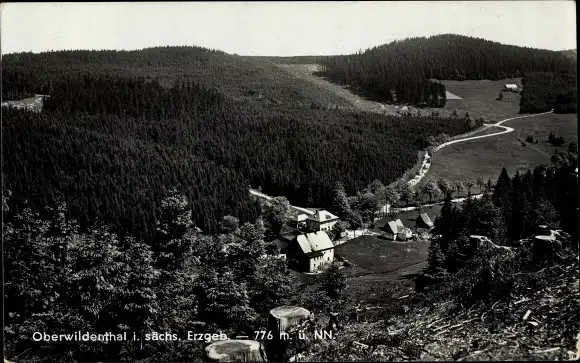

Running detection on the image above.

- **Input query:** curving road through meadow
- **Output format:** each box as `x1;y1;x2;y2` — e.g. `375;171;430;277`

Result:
409;110;554;187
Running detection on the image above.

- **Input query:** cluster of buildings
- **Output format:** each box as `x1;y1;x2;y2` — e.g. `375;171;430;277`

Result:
250;188;434;274
280;209;340;273
382;213;434;240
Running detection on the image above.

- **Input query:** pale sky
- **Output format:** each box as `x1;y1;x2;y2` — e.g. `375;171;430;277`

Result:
1;1;577;56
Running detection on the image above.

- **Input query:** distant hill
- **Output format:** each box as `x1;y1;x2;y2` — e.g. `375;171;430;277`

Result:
1;46;350;107
318;34;575;106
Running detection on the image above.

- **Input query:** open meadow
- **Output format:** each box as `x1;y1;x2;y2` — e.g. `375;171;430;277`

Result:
424;112;577;184
335;236;430;277
441;78;522;121
417;76;577;187
333;236;430;311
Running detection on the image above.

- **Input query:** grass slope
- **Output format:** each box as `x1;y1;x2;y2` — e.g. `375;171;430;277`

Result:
425;113;577;184
336;236;430;277
440;78;522;121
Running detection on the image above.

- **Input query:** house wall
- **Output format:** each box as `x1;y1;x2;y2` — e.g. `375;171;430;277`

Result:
307;219;338;232
322;248;334;263
307;248;335;272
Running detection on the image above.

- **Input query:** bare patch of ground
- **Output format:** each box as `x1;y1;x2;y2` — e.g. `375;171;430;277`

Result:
445;91;462;100
275;64;456;118
1;94;48;113
275;63;399;115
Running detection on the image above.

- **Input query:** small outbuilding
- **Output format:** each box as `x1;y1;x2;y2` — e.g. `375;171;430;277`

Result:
383;219;412;240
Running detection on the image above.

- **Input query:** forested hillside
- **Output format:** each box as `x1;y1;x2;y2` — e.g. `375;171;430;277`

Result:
519;70;577;113
3;188;304;362
561;49;577;61
1;47;350;107
3;70;477;238
319;34;575;105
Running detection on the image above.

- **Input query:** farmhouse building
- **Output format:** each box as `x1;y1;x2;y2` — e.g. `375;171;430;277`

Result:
295;210;339;232
504;84;519;91
384;218;412;240
285;231;335;272
385;221;399;240
295;213;308;228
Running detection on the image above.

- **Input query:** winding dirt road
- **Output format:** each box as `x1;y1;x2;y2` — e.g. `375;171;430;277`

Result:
433;110;554;152
410;110;555;187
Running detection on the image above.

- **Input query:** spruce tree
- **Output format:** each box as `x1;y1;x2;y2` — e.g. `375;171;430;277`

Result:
427;240;447;277
324;263;347;301
331;182;351;218
493;168;512;209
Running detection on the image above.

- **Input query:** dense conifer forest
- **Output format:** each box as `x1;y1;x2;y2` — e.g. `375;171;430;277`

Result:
519;70;578;113
318;34;575;105
1;47;350;107
3;188;306;362
3;65;475;238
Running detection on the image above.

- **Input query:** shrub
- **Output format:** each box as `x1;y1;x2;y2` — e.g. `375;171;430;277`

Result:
525;135;534;143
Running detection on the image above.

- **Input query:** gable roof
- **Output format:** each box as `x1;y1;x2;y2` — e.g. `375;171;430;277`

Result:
417;213;434;227
505;84;518;89
308;210;339;223
386;221;399;234
395;219;405;229
295;231;334;256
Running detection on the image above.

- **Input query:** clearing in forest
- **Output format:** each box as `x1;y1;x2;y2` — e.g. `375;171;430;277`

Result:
441;78;522;121
274;63;400;115
335;236;430;277
1;94;47;113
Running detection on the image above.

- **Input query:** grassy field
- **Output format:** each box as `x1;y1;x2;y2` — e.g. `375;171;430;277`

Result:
333;235;430;307
335;236;430;276
507;113;578;155
425;132;549;184
424;112;577;185
441;78;522;121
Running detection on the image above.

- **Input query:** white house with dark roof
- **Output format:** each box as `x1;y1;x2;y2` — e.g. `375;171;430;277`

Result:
304;210;339;232
286;231;335;272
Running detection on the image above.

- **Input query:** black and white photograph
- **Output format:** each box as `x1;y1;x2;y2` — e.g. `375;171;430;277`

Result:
1;1;578;362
